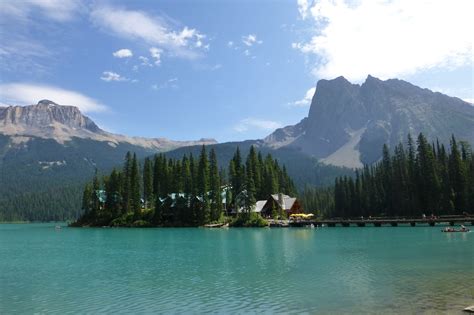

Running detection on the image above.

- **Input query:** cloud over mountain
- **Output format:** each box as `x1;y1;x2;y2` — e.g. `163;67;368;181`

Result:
294;0;473;81
0;83;107;113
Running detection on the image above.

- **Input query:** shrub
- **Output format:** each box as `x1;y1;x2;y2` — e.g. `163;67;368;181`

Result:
230;212;268;227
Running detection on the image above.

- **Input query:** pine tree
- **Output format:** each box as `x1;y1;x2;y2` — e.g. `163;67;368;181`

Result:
381;144;393;215
247;146;261;199
81;183;93;216
143;158;153;209
244;165;256;214
105;169;122;218
449;135;467;212
197;145;210;224
122;151;132;212
181;155;193;225
406;134;418;215
229;147;244;210
92;171;101;217
153;154;163;198
416;133;440;213
391;143;409;216
130;153;141;218
209;149;222;221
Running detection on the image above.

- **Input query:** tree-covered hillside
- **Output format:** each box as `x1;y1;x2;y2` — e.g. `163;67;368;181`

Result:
0;135;158;221
0;136;353;222
334;134;474;217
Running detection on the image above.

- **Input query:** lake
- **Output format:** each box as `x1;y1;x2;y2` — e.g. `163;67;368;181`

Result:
0;224;473;314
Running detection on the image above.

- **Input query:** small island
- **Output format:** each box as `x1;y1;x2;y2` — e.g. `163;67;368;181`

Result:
72;145;299;228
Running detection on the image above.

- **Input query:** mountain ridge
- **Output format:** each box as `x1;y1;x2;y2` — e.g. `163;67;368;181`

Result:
263;75;474;167
0;99;217;151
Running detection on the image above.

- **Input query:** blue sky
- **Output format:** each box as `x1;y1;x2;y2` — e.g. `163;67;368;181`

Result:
0;0;472;142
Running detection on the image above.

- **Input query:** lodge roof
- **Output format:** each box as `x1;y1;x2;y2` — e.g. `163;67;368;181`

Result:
255;200;266;213
270;194;297;210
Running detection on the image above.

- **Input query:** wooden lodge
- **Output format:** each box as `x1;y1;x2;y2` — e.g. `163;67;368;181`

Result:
230;192;301;217
258;194;302;218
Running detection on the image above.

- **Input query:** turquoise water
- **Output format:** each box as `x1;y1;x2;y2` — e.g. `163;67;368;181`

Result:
0;224;473;314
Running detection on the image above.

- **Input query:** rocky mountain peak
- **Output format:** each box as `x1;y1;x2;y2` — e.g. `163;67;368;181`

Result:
38;99;58;106
264;76;474;168
0;100;217;151
0;100;101;134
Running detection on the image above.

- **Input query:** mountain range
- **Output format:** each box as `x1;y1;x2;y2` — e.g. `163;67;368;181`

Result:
0;99;216;150
1;76;473;221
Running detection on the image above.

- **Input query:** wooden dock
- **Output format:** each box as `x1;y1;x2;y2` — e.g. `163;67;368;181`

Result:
289;216;474;227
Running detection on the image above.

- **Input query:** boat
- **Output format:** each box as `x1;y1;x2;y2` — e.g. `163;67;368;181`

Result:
441;227;470;233
203;223;227;228
464;305;474;313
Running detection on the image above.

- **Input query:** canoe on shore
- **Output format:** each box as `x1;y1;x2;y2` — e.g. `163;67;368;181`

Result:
203;223;228;228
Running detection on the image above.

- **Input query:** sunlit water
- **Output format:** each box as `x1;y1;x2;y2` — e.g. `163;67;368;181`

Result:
0;224;473;314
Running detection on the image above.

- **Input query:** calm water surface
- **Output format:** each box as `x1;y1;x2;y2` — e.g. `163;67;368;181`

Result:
0;224;473;314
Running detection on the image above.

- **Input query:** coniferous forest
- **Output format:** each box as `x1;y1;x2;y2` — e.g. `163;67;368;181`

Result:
74;145;296;227
333;134;474;218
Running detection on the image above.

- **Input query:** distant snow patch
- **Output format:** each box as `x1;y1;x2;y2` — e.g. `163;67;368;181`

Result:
39;160;67;169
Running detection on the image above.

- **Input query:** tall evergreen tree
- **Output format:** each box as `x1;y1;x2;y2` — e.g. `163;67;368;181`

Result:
122;151;132;212
197;145;210;224
244;165;257;214
209;149;222;221
229;147;244;210
130;153;141;217
449;135;468;211
105;169;122;217
143;158;153;208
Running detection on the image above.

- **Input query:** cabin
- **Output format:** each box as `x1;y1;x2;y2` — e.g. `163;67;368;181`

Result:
230;192;301;218
259;194;302;218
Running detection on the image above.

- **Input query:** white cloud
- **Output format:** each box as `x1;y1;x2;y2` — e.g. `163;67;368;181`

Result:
100;71;128;82
289;87;316;107
234;118;282;133
151;78;179;90
297;0;310;20
113;48;133;58
0;0;83;23
149;47;163;65
0;1;84;75
244;49;251;56
227;41;234;47
242;34;263;46
463;98;473;104
90;6;207;58
138;56;152;67
294;0;474;81
0;83;107;112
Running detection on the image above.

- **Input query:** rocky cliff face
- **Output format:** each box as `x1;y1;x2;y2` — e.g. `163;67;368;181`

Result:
0;100;101;137
0;100;217;150
264;76;474;168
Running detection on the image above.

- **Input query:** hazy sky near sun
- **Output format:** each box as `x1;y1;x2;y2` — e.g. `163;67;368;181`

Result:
0;0;472;142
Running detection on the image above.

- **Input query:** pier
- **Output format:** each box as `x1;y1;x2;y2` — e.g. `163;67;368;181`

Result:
289;216;474;227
